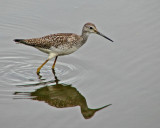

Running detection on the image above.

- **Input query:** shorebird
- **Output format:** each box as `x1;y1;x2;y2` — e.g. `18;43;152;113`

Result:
14;22;113;74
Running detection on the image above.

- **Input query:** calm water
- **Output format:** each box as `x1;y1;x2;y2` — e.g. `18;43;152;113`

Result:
0;0;160;128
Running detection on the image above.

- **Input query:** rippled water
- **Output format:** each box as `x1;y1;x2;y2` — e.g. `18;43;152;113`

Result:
1;0;160;128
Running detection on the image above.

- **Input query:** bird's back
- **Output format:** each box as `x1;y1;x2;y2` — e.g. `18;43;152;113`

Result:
14;33;83;49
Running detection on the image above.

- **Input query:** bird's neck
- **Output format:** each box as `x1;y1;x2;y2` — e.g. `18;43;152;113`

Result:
81;31;89;43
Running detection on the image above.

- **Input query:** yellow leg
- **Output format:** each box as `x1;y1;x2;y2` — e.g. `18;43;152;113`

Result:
37;59;49;74
52;56;58;69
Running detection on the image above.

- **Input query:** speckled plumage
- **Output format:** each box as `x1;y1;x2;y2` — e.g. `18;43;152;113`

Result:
14;22;113;74
23;33;83;49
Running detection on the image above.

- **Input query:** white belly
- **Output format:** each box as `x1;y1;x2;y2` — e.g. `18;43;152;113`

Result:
50;46;78;56
36;46;78;56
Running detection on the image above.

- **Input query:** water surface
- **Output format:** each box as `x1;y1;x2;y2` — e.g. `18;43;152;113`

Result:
0;0;160;128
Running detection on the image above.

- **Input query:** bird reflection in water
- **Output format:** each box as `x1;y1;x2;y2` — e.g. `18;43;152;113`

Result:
14;70;111;119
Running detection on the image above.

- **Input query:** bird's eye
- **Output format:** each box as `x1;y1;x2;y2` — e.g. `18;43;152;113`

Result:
90;27;93;29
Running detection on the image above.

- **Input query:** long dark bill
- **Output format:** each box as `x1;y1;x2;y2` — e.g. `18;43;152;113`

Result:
96;31;113;42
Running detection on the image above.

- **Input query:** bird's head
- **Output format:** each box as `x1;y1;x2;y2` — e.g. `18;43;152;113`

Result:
83;22;113;42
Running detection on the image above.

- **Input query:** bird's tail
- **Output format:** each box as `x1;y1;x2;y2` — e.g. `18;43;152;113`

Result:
14;39;26;44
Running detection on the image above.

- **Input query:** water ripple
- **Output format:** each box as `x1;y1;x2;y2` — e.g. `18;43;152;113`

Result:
0;50;88;87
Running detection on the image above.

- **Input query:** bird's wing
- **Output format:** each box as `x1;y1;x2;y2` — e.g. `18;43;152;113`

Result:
21;33;81;49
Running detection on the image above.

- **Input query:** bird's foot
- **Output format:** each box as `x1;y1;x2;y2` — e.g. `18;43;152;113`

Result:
36;71;42;79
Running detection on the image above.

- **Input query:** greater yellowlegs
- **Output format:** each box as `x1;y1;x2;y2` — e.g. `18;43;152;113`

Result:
14;22;113;74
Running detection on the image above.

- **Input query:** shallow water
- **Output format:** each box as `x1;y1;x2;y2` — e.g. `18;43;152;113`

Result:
0;0;160;128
